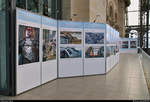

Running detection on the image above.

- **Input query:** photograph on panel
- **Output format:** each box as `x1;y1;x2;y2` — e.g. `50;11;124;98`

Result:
106;46;111;57
18;25;39;65
111;46;116;55
60;47;82;58
85;32;104;44
85;46;104;58
115;45;119;53
121;41;129;48
130;41;137;48
43;29;56;62
60;31;82;44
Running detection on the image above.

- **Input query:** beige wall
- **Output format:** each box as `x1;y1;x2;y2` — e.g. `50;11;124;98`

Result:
61;0;71;20
118;0;126;37
106;0;128;37
89;0;106;23
71;0;89;22
61;0;130;37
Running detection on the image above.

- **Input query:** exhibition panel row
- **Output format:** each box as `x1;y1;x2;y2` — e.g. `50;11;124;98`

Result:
106;25;120;73
119;38;138;53
16;8;120;94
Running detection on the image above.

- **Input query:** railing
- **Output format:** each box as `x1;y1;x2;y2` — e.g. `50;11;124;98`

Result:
140;48;150;91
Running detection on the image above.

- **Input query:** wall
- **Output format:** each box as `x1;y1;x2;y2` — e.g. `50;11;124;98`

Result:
89;0;106;23
118;0;126;37
61;0;72;20
61;0;130;37
71;0;89;22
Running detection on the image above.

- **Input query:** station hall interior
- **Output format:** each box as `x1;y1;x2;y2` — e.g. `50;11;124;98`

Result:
0;0;150;100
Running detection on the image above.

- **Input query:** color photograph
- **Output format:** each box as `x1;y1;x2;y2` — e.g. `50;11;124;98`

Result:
60;31;82;44
130;41;137;48
115;45;119;53
122;41;129;48
60;47;82;58
111;46;116;55
18;25;39;65
43;29;56;62
106;46;111;57
85;46;104;58
85;32;104;44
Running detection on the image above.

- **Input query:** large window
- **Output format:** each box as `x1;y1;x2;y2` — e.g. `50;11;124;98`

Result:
27;0;40;13
16;0;26;9
16;0;62;19
43;0;52;17
0;0;7;90
127;0;139;26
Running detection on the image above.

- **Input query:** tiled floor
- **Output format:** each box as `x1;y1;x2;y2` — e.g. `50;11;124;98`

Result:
0;53;149;100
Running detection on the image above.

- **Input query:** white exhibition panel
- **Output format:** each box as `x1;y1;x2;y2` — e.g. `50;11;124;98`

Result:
112;55;115;67
106;56;111;72
106;24;120;72
84;58;105;75
106;24;111;44
106;46;112;73
120;49;137;53
42;61;57;83
16;9;41;94
114;54;118;66
59;58;83;77
114;54;118;65
16;8;121;94
41;17;57;84
106;25;112;73
17;63;41;94
58;21;84;78
119;38;138;54
117;53;120;63
112;54;117;68
84;23;106;75
110;55;114;70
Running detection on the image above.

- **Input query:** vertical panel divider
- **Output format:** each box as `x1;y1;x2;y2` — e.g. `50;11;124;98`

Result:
15;8;18;95
40;16;42;85
104;25;107;74
57;20;59;78
83;23;85;76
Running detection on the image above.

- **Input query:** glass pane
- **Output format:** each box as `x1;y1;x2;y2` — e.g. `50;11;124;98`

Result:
0;0;7;89
128;12;139;26
27;0;39;13
16;0;26;9
128;0;139;11
43;0;52;17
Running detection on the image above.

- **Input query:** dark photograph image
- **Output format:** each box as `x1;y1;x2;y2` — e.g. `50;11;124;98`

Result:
106;46;111;57
122;41;129;48
43;29;56;62
18;25;39;65
85;46;104;58
60;31;82;44
130;41;137;48
85;32;104;44
60;47;82;59
115;45;119;53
